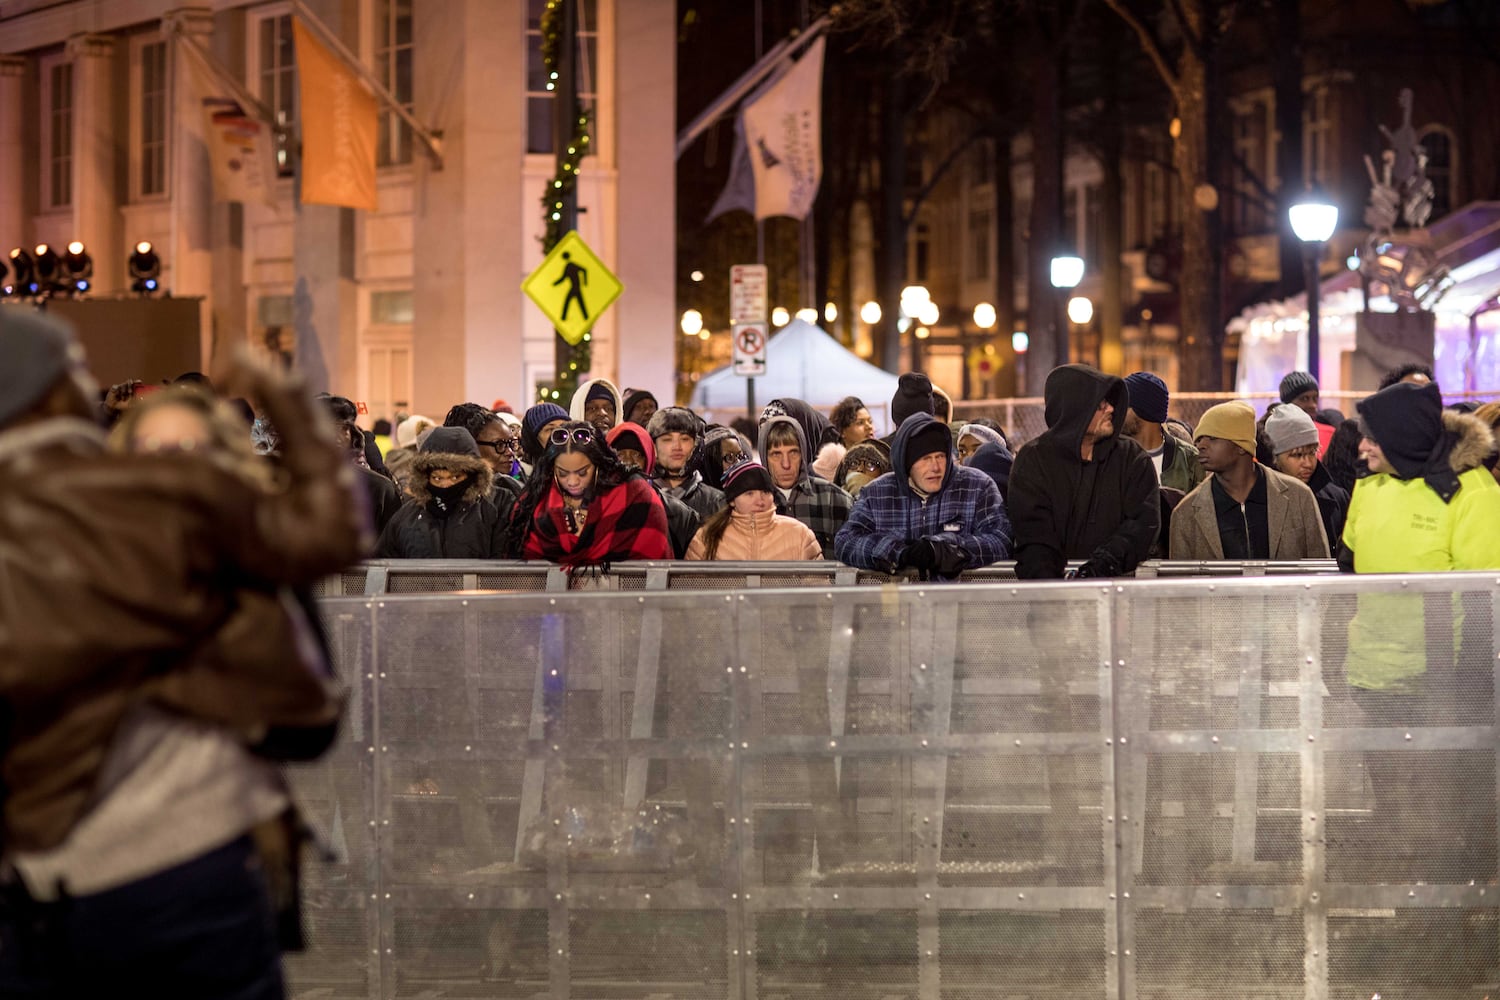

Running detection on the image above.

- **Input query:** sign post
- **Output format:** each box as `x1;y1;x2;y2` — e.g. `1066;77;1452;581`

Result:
729;264;769;418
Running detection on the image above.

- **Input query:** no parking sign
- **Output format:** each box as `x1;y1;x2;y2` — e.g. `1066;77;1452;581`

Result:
732;321;767;376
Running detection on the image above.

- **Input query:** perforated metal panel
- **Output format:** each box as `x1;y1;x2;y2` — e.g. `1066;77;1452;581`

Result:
291;573;1500;999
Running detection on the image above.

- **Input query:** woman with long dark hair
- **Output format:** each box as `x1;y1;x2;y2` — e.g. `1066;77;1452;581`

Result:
508;421;670;566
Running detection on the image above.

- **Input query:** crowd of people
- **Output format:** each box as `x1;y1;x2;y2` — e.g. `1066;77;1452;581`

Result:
78;338;1500;586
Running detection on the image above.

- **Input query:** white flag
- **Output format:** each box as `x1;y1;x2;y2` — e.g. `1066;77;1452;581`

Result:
741;36;824;221
203;98;278;207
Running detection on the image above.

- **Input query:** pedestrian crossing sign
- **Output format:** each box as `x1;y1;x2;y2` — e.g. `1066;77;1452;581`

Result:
521;231;624;346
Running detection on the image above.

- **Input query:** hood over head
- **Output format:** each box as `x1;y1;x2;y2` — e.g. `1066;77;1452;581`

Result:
967;440;1013;492
1358;381;1496;501
890;412;956;498
409;426;493;505
1041;363;1128;456
758;414;812;487
762;398;833;454
570;377;622;424
606;421;656;473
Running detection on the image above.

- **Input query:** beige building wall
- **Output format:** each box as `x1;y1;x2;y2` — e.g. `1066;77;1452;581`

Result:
0;0;676;422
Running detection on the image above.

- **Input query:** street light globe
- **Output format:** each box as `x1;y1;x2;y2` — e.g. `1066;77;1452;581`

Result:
1050;255;1085;290
860;300;882;324
824;301;838;323
690;269;705;282
917;300;940;326
1012;331;1029;354
900;284;930;306
795;307;819;325
771;306;790;327
972;302;997;330
1067;296;1094;325
680;309;704;337
1289;197;1339;243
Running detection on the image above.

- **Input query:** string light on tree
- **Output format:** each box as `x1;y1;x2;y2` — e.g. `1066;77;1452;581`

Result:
535;0;592;405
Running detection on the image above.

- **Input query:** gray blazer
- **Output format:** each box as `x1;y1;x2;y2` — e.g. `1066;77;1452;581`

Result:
1169;465;1330;560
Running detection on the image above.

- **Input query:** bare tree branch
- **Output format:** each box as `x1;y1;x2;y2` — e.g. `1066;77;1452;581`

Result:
1165;0;1205;57
903;129;985;231
1102;0;1183;102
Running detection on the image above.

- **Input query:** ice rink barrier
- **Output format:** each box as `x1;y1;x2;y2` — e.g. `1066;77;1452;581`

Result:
286;570;1500;1000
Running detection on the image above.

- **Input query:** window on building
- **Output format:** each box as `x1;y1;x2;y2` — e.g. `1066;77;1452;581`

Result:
913;222;930;283
1303;84;1332;188
1231;99;1273;235
1419;126;1454;221
371;289;414;324
47;63;73;209
258;14;296;176
140;41;169;196
375;0;414;166
1143;161;1173;246
525;0;598;155
969;209;991;281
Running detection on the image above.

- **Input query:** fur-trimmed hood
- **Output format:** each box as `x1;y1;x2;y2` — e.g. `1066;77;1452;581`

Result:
407;448;492;506
1446;409;1496;474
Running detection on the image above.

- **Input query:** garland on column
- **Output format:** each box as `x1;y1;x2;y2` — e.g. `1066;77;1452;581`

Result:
536;0;592;405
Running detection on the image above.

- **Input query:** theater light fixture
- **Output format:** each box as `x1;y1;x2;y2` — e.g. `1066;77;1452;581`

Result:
129;240;161;295
7;248;38;296
63;240;93;294
33;244;60;292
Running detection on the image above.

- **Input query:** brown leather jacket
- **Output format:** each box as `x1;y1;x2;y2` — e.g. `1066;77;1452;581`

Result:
0;381;371;852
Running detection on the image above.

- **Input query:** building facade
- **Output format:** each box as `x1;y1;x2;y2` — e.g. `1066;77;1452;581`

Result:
0;0;675;423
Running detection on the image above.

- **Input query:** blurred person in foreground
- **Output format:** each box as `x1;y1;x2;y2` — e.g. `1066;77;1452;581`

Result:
0;310;368;998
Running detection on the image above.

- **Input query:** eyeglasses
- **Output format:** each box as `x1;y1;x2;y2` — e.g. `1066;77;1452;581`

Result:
1282;446;1318;462
719;450;747;468
550;427;596;448
477;437;519;454
847;459;886;475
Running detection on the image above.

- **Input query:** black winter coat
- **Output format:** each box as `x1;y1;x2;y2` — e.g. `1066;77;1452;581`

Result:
1009;364;1160;579
1308;462;1350;553
374;448;506;558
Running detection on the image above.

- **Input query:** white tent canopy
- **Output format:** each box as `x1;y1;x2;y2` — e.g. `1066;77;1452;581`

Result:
691;319;902;432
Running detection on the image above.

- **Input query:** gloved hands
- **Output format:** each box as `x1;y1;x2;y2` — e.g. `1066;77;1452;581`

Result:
1067;551;1122;579
897;538;969;579
898;538;938;573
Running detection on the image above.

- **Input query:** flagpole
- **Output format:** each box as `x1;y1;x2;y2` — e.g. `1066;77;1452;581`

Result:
170;22;278;129
289;0;444;166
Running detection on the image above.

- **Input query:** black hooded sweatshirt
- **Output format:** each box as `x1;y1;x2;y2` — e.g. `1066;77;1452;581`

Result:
1009;364;1160;579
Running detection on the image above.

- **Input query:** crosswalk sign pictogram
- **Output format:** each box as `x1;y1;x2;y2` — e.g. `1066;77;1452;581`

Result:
521;231;624;345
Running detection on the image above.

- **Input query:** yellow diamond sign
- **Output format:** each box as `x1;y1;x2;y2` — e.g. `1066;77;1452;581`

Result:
521;231;623;346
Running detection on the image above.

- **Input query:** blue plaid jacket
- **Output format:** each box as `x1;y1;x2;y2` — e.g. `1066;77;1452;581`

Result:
835;414;1012;573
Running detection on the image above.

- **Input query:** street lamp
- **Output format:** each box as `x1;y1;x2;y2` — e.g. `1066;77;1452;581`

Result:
973;302;997;330
680;308;703;337
1050;255;1084;291
860;300;881;325
1066;296;1094;325
1289;192;1339;380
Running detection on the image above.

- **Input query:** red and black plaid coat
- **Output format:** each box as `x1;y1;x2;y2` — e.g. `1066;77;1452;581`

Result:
521;475;671;567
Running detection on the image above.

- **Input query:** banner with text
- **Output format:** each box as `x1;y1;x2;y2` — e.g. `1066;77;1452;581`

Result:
740;36;824;221
293;16;378;212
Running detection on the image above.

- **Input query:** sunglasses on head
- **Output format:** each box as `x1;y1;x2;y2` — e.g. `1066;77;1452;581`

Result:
550;427;596;448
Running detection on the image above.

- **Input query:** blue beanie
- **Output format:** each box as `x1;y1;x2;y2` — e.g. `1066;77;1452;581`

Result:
1123;372;1170;424
522;402;569;443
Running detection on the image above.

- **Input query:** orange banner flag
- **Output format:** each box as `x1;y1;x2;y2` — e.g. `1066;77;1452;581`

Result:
292;16;378;211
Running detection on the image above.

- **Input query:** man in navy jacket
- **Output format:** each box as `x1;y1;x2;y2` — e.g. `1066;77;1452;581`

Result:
835;412;1012;579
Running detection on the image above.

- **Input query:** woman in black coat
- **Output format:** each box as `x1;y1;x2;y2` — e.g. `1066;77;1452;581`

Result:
375;427;507;558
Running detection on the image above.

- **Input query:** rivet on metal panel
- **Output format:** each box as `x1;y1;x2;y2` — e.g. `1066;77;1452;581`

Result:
1123;892;1130;898
739;595;746;601
1409;891;1417;897
733;949;740;955
1105;739;1112;746
1107;816;1114;823
921;739;928;747
918;591;926;598
925;893;932;900
923;817;930;824
379;672;387;679
732;892;738;898
1011;589;1018;596
464;745;472;752
556;893;563;900
461;600;468;607
468;893;475;900
369;821;376;828
554;819;561;826
550;599;556;605
550;669;558;676
926;950;934;957
1405;732;1412;740
378;602;386;608
365;603;373;609
730;818;736;824
724;595;732;602
744;894;750;899
1119;737;1127;744
381;745;388;752
1015;739;1022;746
1307;735;1315;742
638;597;645;603
727;667;734;674
381;819;389;826
829;740;837;748
644;893;651;900
1111;951;1118;957
1310;893;1319;901
1018;893;1025;899
741;741;748;748
1309;814;1317;822
1401;581;1409;588
1124;950;1131;956
552;744;560;751
845;627;854;636
747;951;753;956
832;893;839;899
1117;659;1126;667
1211;736;1219;744
367;747;375;754
558;949;564;955
373;949;379;956
1304;583;1312;589
370;893;377;900
366;673;374;681
739;666;747;673
919;663;928;671
384;893;390;899
1312;951;1319;957
1215;892;1222;898
1208;585;1215;592
1306;656;1314;664
1109;894;1116;900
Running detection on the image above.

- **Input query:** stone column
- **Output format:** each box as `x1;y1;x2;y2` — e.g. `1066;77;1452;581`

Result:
164;7;216;367
66;34;120;293
0;56;28;252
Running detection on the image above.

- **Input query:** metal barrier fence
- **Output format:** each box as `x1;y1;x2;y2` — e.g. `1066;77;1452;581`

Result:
316;559;1343;597
286;572;1500;1000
